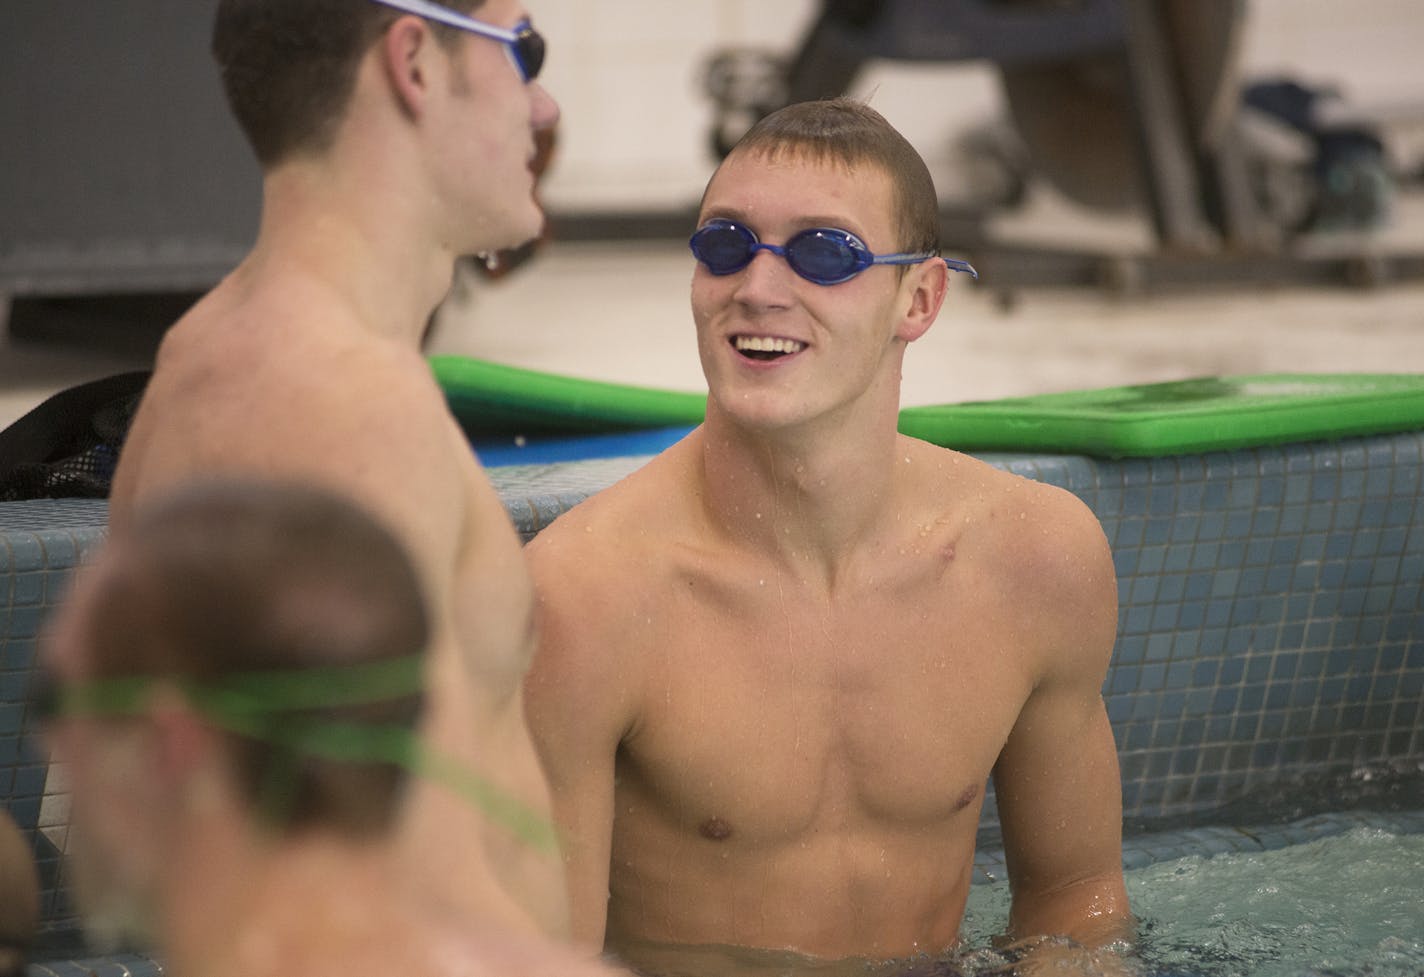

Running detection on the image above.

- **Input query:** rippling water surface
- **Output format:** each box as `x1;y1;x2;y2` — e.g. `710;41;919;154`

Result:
962;825;1424;977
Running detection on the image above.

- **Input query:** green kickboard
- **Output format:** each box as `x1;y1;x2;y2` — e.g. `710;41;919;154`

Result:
898;374;1424;457
431;355;707;437
433;357;1424;458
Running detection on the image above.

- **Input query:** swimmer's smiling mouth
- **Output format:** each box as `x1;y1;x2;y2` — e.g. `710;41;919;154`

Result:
733;335;806;361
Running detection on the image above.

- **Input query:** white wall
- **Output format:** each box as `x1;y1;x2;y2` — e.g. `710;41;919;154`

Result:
529;0;819;212
528;0;1424;215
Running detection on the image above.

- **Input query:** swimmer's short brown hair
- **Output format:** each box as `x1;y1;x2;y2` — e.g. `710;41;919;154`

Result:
212;0;485;167
719;97;941;256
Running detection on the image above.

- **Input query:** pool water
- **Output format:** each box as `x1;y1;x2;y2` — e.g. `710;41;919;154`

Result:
962;823;1424;977
608;818;1424;977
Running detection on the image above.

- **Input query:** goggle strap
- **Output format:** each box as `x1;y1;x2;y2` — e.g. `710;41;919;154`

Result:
51;655;426;718
42;655;561;852
872;253;980;280
943;257;980;280
367;0;519;41
222;712;560;852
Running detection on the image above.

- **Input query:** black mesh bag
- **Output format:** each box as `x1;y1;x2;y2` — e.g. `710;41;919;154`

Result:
0;372;151;501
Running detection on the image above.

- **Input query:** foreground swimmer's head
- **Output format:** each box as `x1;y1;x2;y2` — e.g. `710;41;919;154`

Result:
40;478;429;946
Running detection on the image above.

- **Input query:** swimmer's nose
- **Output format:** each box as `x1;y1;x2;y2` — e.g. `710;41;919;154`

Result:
531;82;559;133
732;247;794;309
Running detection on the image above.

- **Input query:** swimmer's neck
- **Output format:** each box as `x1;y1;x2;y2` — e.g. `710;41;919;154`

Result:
695;400;912;585
163;821;412;977
237;158;456;347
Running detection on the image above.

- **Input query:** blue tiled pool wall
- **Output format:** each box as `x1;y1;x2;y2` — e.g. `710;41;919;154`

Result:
1001;434;1423;830
0;507;108;949
2;431;1422;943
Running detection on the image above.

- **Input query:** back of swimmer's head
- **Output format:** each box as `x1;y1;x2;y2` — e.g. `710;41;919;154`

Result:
58;477;431;839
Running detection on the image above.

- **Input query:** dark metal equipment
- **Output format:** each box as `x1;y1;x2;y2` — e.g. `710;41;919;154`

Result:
703;0;1423;292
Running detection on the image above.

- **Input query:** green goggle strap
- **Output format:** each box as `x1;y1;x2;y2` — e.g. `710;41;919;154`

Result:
48;655;558;853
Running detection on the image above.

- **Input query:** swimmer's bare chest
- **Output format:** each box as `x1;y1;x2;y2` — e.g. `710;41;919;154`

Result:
601;543;1033;953
610;546;1030;863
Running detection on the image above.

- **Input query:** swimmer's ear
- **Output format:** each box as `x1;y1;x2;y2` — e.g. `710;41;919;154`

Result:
379;15;438;118
895;256;948;344
147;686;217;782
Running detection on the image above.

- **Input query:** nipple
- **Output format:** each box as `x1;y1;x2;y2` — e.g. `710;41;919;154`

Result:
699;816;734;841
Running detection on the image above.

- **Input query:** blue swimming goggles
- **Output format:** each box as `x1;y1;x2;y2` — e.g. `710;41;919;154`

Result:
367;0;546;83
690;219;978;286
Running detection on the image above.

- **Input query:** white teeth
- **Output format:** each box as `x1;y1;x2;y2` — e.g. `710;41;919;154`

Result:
734;336;805;354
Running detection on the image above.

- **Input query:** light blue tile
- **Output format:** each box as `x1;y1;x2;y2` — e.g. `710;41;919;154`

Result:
1164;545;1192;572
1311;472;1342;501
1277;505;1307;533
1190;540;1222;570
1145;633;1174;662
1211;569;1239;598
1250;507;1281;535
1137;546;1166;576
1158;572;1187;602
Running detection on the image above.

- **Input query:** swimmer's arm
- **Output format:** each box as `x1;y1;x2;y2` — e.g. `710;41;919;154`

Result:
993;696;1132;946
524;532;639;951
992;501;1133;950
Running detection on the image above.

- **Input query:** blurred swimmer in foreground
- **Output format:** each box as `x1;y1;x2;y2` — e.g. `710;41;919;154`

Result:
41;479;624;977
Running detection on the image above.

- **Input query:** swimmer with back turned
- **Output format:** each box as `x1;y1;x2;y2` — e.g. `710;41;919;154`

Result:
110;0;565;934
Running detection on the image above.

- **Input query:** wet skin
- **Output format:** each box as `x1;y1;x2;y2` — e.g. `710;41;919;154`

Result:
527;153;1129;969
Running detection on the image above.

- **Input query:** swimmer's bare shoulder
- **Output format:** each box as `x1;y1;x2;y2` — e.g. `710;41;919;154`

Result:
909;436;1116;660
528;431;701;601
112;289;468;575
525;432;696;707
988;462;1116;666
